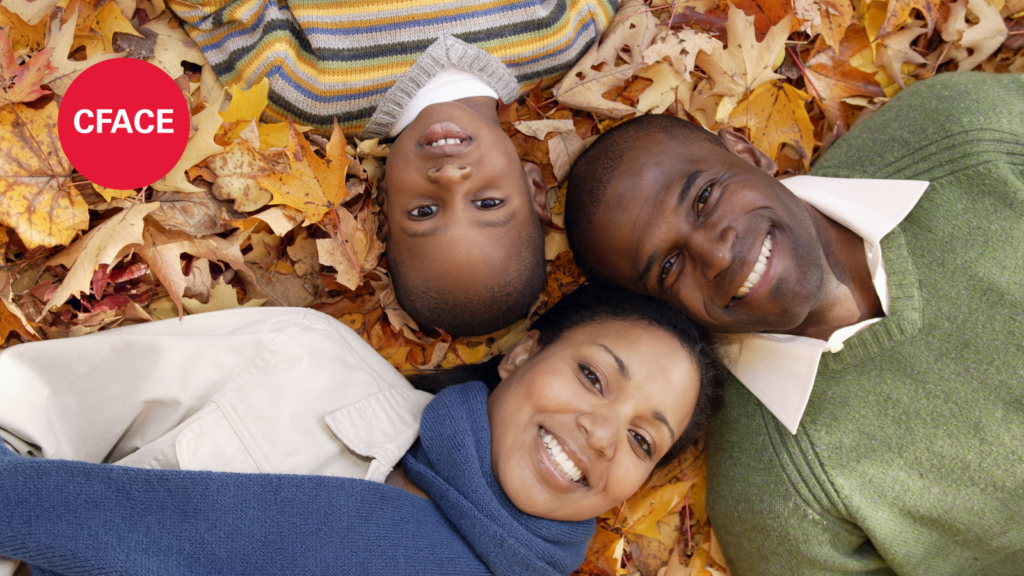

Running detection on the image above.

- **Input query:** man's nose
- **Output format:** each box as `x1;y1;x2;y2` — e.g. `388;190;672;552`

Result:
426;164;472;187
577;411;620;460
683;224;736;281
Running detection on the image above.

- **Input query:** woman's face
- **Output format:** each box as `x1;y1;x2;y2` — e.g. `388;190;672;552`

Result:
488;320;700;521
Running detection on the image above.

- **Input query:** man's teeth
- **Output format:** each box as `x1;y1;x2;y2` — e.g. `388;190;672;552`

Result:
735;234;772;299
428;138;463;147
541;429;583;483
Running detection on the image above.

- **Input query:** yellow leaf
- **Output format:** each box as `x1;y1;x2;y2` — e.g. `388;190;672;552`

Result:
315;207;383;290
71;34;105;59
152;87;226;193
0;102;85;249
1;0;61;26
93;184;136;202
0;3;48;52
642;29;717;82
182;278;266;314
355;137;390;158
875;0;941;41
441;341;490;368
92;1;142;54
636;61;692;114
206;120;276;212
694;4;792;98
730;81;816;170
41;203;159;316
257;121;349;224
874;22;927;89
221;77;269;124
42;7;121;97
142;12;207;79
608;536;629;576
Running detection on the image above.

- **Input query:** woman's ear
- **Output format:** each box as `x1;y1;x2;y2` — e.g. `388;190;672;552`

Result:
717;129;778;176
522;162;552;226
498;329;541;379
376;180;390;241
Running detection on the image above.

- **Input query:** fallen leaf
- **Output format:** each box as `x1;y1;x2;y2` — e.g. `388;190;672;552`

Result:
731;0;795;39
206;120;278;211
730;80;815;169
875;21;928;88
636;61;693;114
152;87;226;193
149;188;245;236
1;0;61;26
239;262;321;307
41;7;122;97
547;129;587;183
316;207;383;290
143;12;207;79
0;102;85;249
92;1;143;53
0;29;55;104
794;0;857;52
806;29;885;132
221;77;270;124
642;29;718;82
695;4;792;97
514;119;576;139
93;185;136;202
939;0;1008;71
183;278;265;314
0;4;48;53
875;0;941;40
42;203;159;316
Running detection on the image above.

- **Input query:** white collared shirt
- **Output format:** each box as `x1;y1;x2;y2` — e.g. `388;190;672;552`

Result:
717;176;929;435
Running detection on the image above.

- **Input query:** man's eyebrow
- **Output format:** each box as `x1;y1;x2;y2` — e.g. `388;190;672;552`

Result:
597;344;628;378
652;410;676;441
637;253;657;287
676;169;707;207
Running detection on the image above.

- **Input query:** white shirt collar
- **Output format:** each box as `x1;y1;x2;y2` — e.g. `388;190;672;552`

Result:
718;175;929;434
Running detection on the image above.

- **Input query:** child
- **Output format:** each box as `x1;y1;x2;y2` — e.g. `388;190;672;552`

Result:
167;0;620;336
0;283;720;576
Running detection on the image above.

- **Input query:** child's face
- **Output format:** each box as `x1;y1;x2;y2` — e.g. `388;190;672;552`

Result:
488;321;699;522
379;100;550;304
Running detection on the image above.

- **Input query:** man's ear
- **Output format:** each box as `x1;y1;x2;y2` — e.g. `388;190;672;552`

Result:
376;180;389;242
717;129;778;176
497;329;541;380
522;162;552;226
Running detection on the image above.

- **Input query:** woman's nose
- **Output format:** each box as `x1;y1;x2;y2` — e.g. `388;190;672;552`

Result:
577;412;619;460
426;164;472;187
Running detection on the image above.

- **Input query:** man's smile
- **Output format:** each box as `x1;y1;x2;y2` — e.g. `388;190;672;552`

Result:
734;232;773;300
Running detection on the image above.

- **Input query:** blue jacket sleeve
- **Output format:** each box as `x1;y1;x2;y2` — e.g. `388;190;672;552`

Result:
0;447;488;576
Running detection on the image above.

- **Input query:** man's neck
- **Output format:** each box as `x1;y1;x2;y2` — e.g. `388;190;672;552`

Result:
785;203;884;341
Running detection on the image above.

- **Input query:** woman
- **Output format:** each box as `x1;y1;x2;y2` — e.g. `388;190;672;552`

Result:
0;283;720;576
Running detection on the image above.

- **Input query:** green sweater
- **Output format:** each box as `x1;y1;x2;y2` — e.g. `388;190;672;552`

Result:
706;72;1024;575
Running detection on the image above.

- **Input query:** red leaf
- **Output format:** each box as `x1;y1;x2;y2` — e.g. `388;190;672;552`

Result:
92;294;131;312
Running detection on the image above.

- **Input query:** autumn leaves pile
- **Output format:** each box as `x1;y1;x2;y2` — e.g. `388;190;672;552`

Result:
1;0;1022;575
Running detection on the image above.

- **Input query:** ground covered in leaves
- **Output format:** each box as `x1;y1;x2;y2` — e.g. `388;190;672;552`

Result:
1;0;1021;574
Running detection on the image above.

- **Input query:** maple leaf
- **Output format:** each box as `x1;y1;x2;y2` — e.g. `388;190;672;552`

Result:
642;29;718;82
0;3;48;53
793;0;857;52
635;61;693;114
92;1;143;54
316;207;384;290
256;120;351;225
41;7;122;97
41;203;160;316
221;77;270;125
695;4;793;97
875;0;941;41
806;29;885;133
143;12;207;80
152;87;227;193
0;28;55;104
875;21;928;89
938;0;1008;71
0;102;85;249
730;80;816;170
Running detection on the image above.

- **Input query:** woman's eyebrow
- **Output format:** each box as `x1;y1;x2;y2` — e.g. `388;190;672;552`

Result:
597;344;628;378
652;410;676;441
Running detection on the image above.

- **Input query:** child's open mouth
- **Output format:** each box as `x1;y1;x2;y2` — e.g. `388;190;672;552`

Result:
419;122;472;151
540;427;587;486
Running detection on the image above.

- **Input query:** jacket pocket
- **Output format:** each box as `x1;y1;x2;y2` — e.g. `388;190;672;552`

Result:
175;404;261;473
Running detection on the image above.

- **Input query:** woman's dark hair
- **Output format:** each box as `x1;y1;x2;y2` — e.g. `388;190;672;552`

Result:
408;281;723;467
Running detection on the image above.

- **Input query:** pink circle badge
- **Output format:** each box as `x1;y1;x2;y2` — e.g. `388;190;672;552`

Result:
58;58;191;190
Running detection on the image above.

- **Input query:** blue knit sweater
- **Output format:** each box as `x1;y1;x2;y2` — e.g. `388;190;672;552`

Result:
0;382;595;576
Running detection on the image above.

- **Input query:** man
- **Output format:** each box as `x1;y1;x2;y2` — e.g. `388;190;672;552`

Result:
563;71;1024;574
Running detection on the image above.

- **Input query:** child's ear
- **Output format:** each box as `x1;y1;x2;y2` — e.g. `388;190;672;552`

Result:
376;180;390;242
522;162;552;226
717;129;778;176
497;329;541;380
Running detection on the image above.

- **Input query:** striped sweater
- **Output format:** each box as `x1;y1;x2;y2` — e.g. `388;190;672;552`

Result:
167;0;618;136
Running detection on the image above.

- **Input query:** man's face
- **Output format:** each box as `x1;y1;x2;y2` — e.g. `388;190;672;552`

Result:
586;133;827;334
381;101;549;301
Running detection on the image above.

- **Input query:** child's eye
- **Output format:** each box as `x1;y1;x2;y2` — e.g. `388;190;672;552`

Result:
695;184;712;216
408;205;437;218
474;198;503;209
630;430;653;458
579;362;603;394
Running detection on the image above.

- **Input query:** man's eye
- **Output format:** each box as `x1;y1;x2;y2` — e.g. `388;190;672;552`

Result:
659;254;679;283
474;198;503;209
579;362;603;394
695;184;712;216
408;205;437;218
630;430;653;458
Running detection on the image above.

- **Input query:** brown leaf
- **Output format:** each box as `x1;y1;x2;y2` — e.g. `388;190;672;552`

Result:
239;262;321;308
316;207;384;290
875;0;941;40
731;0;794;39
206;120;279;212
794;0;857;52
42;7;122;97
183;277;267;314
806;30;884;133
875;22;928;89
730;81;815;170
547;129;587;183
0;102;85;249
149;188;246;236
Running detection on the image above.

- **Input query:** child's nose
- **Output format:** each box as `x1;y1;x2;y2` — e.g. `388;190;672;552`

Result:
426;164;472;187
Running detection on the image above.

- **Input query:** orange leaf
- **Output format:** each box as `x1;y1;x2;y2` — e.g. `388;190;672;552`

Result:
730;81;816;170
806;29;884;133
875;0;941;40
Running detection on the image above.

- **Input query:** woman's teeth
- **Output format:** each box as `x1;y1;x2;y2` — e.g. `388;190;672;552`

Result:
428;138;463;147
541;429;584;483
734;234;772;299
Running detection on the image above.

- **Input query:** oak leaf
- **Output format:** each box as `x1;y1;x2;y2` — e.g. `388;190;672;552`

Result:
41;203;160;316
2;0;60;26
0;28;55;104
806;29;884;133
152;87;226;193
938;0;1008;71
142;12;207;79
875;0;941;40
92;1;143;53
875;21;927;89
183;278;266;314
0;102;86;249
0;4;48;53
41;7;122;97
695;4;792;97
729;80;815;169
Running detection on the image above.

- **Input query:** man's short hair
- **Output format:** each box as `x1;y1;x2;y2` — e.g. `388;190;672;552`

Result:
388;220;547;337
564;114;727;279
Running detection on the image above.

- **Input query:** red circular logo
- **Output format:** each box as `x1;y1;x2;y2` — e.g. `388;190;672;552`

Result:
58;58;190;190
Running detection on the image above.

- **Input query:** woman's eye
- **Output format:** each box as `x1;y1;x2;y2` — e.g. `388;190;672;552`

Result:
474;198;503;209
408;205;437;218
579;363;603;394
695;184;712;216
630;430;653;458
659;254;678;283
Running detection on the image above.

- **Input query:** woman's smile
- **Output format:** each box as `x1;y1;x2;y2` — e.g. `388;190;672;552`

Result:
537;427;588;488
